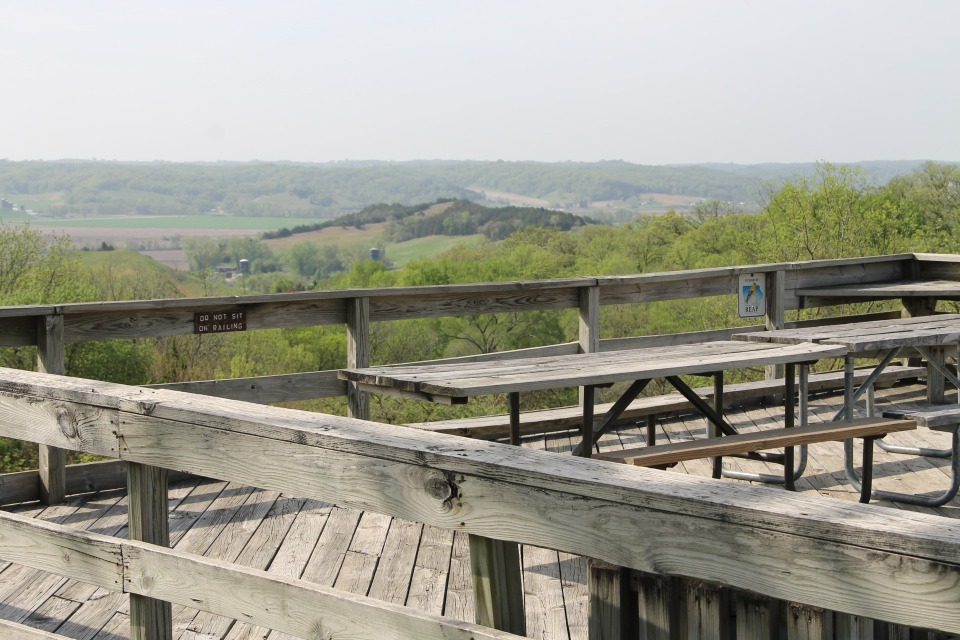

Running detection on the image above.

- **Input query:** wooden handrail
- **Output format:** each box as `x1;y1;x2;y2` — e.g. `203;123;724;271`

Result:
0;367;958;634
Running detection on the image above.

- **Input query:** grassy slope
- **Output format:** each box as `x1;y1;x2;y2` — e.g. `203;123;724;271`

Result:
79;249;212;298
386;234;484;267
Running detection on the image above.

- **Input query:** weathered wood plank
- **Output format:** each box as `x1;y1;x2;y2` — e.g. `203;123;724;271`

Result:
299;506;363;588
123;538;526;640
127;462;171;640
734;592;779;640
787;603;833;640
588;560;636;640
367;517;423;605
0;507;525;640
408;523;455;615
444;530;476;622
0;491;125;629
63;298;346;342
470;535;526;634
0;390;118;457
797;279;960;300
0;316;37;347
145;370;346;403
0;510;123;592
0;618;72;640
173;489;288;638
333;510;391;596
347;296;371;420
369;287;584;321
341;341;847;398
684;579;728;640
37;314;66;505
48;480;204;640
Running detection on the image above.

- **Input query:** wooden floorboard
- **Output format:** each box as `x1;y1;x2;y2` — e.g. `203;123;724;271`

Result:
1;382;957;640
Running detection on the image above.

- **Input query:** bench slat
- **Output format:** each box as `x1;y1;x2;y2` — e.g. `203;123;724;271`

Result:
594;418;916;468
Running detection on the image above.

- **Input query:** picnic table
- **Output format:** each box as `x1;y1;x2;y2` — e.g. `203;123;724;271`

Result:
339;340;846;455
735;313;960;506
341;339;916;500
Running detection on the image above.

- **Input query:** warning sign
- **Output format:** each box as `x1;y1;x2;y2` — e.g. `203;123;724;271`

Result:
738;274;766;318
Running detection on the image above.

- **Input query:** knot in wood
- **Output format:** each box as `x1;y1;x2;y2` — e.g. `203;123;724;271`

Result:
308;621;334;640
55;405;79;438
136;401;157;415
423;471;458;504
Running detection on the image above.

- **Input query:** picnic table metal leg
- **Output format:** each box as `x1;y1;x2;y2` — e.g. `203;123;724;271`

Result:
784;364;796;491
862;427;960;507
710;372;723;479
571;378;650;457
645;415;656;446
581;386;595;457
859;437;875;503
722;363;809;486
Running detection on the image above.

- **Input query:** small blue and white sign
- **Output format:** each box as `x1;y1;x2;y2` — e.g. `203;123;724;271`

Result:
738;274;766;318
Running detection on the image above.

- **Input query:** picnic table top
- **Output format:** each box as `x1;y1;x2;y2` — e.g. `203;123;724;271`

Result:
796;279;960;299
339;340;847;399
735;313;960;352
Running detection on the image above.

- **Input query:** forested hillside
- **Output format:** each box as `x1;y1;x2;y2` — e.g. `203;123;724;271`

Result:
263;199;594;242
0;158;929;219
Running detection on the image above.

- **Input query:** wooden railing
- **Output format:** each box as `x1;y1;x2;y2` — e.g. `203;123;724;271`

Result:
1;253;958;506
1;253;960;639
0;367;957;639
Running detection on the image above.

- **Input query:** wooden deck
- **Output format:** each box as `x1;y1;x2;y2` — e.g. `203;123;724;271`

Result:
1;381;957;640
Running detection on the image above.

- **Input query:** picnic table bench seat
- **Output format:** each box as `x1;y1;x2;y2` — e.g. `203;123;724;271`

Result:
595;417;917;503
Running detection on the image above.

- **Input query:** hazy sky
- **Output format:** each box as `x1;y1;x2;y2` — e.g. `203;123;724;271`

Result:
3;1;958;165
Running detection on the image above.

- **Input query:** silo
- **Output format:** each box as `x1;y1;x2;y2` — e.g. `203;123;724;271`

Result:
370;247;381;261
238;259;250;274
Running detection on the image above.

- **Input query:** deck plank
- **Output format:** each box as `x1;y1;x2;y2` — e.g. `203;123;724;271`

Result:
51;479;206;640
224;498;332;640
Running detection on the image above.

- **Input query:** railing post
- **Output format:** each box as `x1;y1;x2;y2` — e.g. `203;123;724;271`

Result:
346;296;370;420
579;284;601;412
588;560;639;640
36;313;66;505
128;462;172;640
469;534;526;635
764;270;785;383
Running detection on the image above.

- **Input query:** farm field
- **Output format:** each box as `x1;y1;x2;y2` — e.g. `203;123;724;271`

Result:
7;214;325;230
1;214;331;249
385;234;484;267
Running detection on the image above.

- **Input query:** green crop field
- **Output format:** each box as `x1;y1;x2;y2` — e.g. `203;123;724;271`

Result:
8;215;327;230
386;234;484;267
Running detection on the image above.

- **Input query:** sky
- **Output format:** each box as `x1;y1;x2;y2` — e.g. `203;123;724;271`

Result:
2;1;958;165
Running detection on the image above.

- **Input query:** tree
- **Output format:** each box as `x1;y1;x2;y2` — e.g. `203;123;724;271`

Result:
284;241;321;278
0;224;90;304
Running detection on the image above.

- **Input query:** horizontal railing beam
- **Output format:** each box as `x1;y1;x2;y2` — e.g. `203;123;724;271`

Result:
0;254;931;345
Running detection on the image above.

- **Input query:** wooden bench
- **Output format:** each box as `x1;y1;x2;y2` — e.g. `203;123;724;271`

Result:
876;405;960;507
404;366;924;439
595;417;916;503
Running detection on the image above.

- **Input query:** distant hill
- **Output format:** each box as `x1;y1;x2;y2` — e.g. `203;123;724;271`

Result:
262;199;595;242
0;158;946;220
